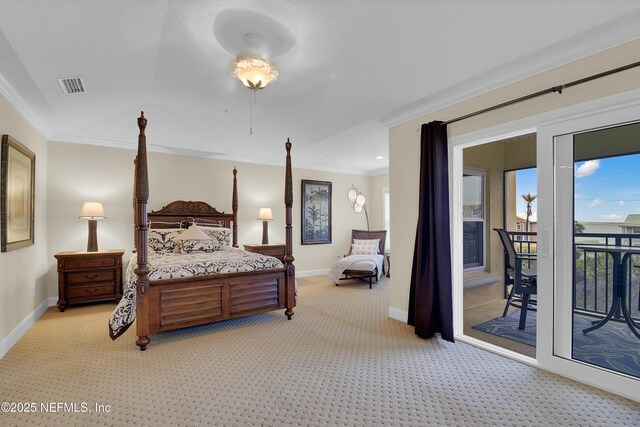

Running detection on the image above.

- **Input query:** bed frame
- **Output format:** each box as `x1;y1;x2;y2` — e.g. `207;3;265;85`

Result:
132;112;295;351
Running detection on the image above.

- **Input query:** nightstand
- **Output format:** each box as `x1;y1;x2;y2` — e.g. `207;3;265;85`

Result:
243;243;286;263
54;250;125;311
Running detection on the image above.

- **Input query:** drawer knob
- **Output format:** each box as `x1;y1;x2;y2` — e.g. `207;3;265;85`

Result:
85;274;98;279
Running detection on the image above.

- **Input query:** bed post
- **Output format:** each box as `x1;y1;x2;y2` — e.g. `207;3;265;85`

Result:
232;167;238;248
284;138;295;319
133;158;138;253
134;112;151;351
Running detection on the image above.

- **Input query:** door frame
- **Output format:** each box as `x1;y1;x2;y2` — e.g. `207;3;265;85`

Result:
449;87;640;401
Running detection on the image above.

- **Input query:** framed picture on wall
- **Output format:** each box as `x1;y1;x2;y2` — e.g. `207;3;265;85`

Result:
1;135;36;252
301;179;332;245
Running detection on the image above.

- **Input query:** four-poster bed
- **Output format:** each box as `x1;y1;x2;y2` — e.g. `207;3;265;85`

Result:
109;112;296;351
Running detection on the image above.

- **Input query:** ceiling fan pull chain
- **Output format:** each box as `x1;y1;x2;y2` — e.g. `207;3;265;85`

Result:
249;89;253;135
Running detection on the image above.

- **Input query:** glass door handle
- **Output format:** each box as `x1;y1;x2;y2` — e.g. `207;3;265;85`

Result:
538;227;549;258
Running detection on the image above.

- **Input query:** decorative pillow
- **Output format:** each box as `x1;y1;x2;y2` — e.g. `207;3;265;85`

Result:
353;238;380;252
200;226;232;249
351;242;379;255
148;228;184;254
352;239;380;254
179;238;216;253
175;224;212;241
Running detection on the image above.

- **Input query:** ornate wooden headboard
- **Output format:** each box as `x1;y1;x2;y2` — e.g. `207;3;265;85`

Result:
147;200;237;247
148;200;234;229
351;229;387;254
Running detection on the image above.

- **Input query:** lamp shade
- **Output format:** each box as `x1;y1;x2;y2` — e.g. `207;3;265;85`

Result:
232;57;279;90
355;194;366;207
257;207;273;221
347;187;358;203
79;202;106;219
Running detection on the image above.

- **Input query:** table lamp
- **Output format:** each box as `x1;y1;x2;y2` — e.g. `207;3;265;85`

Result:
79;202;106;252
257;208;273;244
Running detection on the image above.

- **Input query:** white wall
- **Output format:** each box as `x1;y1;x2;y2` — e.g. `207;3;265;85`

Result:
0;93;48;346
367;173;389;232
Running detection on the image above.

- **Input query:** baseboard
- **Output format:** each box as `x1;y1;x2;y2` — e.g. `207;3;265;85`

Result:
296;269;330;278
0;297;56;359
388;306;408;323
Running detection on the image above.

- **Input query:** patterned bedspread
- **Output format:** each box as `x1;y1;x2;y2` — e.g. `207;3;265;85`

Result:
109;248;284;340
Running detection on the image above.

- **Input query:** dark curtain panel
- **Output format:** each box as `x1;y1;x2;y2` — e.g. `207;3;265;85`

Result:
408;121;454;342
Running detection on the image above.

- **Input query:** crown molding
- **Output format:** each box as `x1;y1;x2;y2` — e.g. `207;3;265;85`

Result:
0;70;50;139
382;14;640;128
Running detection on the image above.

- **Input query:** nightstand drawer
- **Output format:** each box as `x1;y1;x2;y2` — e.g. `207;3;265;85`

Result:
259;247;285;258
66;270;115;285
67;284;114;299
65;257;116;270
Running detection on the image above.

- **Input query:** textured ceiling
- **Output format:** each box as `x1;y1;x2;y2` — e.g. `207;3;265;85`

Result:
1;1;640;175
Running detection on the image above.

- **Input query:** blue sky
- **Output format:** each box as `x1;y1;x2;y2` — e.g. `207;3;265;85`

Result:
573;153;640;222
515;153;640;222
515;168;537;221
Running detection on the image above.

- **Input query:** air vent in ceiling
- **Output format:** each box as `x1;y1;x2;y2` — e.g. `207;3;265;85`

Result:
57;77;85;94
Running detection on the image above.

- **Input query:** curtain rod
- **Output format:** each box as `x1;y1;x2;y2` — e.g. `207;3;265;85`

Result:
442;60;640;126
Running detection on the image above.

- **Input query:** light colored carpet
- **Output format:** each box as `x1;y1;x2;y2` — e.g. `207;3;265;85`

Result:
1;276;639;426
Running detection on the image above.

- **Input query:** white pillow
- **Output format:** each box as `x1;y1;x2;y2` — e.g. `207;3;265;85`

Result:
353;238;380;252
351;243;378;255
175;224;212;241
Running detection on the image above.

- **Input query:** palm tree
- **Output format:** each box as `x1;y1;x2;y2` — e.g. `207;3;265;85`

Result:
310;188;329;230
521;193;537;234
306;205;321;236
575;221;586;234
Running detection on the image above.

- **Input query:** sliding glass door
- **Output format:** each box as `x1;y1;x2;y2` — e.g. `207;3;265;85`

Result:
453;90;640;400
553;122;640;379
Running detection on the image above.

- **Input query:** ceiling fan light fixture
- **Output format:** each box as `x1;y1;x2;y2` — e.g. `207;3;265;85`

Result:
231;56;278;90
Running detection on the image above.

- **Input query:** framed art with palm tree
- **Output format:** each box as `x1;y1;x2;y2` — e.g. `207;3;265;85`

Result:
301;179;331;244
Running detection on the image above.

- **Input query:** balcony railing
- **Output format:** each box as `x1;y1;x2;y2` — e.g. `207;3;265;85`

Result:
505;231;640;322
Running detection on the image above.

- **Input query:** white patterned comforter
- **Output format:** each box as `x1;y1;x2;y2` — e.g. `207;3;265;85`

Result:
109;248;284;339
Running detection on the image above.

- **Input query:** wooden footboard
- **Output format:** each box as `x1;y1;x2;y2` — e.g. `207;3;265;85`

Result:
147;269;287;333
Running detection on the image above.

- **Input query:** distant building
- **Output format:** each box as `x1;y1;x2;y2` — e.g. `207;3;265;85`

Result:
619;214;640;234
577;221;625;234
514;216;537;241
574;217;640;245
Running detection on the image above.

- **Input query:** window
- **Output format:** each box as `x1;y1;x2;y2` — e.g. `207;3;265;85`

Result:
383;187;390;251
463;170;485;269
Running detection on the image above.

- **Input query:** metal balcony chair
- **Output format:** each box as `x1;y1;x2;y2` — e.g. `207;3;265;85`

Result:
494;228;537;330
